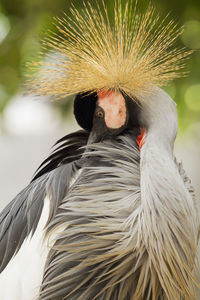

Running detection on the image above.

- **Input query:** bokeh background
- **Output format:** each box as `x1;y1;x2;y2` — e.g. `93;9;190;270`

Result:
0;0;200;209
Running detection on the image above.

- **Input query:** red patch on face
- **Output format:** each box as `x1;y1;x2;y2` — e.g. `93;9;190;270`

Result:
136;128;146;150
97;89;126;129
98;89;112;99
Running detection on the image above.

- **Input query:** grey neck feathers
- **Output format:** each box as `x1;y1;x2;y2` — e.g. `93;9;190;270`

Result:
139;88;200;299
141;88;178;156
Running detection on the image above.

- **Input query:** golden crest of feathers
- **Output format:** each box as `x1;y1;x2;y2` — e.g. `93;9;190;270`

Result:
26;0;191;100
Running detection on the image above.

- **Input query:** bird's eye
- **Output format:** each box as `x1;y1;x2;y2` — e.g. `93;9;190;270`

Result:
95;109;104;118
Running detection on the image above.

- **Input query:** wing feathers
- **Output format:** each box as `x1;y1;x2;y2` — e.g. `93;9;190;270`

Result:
0;130;89;273
0;176;47;272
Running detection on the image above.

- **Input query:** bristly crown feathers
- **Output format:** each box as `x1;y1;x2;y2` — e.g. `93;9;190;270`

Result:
26;0;191;100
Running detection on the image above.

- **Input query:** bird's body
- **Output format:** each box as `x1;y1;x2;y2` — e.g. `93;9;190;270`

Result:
0;89;199;300
0;128;140;299
0;1;199;299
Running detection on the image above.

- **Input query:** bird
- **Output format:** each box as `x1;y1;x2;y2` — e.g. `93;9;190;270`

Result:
0;0;199;299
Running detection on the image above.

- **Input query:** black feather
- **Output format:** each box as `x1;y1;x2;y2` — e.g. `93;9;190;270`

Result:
73;92;97;131
0;176;47;272
32;130;89;181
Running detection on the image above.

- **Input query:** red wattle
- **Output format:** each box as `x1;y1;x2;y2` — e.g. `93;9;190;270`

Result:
136;128;146;150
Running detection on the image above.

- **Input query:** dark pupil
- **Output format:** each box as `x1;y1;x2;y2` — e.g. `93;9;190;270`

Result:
96;110;103;118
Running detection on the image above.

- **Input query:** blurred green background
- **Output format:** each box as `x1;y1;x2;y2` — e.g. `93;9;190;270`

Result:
0;0;200;129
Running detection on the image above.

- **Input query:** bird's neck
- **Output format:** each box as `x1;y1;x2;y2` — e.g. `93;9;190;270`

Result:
139;132;199;299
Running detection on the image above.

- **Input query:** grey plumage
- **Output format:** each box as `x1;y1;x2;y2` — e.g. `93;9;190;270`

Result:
0;175;47;273
0;131;88;273
39;132;197;299
37;90;199;300
39;130;141;300
0;89;199;300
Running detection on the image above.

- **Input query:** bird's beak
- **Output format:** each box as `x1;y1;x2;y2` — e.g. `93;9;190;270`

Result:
87;122;108;144
87;129;99;144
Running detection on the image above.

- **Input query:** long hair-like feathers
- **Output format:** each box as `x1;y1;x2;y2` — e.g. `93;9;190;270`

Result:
26;0;191;100
38;131;199;300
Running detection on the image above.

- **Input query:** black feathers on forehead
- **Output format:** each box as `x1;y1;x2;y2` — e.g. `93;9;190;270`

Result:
74;92;97;131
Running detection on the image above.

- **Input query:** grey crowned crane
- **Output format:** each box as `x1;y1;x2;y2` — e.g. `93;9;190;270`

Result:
0;1;199;299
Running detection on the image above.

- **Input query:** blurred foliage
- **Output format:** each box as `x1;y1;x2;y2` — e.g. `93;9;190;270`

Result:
0;0;200;129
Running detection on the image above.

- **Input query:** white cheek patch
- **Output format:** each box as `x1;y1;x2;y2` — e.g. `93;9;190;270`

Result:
98;90;126;129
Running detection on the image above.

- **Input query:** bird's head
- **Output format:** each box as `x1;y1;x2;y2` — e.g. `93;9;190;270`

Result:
26;1;190;150
74;86;178;152
74;89;141;144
